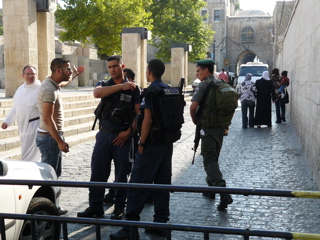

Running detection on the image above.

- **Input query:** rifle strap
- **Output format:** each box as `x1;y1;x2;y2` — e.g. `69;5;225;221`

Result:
200;80;214;105
196;80;214;119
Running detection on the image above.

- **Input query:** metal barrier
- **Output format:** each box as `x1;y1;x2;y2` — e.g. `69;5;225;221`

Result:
1;179;320;240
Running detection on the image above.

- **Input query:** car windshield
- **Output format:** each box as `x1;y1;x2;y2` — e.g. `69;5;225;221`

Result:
239;66;268;76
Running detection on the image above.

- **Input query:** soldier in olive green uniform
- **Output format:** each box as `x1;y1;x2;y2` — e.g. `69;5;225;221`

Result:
190;59;233;211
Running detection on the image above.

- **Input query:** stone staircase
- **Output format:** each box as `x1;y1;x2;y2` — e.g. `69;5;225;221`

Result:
0;86;193;160
0;88;99;160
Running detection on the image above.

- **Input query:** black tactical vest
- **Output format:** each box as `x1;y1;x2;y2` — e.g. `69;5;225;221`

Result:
100;80;136;127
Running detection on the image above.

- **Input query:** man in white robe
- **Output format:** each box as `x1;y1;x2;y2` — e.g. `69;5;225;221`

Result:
1;65;41;162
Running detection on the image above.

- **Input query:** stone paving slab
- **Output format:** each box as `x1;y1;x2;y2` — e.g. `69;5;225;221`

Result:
58;101;320;240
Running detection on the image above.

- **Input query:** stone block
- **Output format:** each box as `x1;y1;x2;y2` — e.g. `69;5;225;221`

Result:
89;73;97;80
78;56;90;86
76;47;83;56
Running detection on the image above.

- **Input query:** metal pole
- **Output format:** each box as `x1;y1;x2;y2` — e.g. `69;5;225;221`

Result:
95;224;101;240
0;218;6;240
62;222;68;239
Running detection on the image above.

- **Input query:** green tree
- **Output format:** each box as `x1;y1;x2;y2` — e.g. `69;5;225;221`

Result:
55;0;213;61
0;12;3;35
147;0;214;62
55;0;152;56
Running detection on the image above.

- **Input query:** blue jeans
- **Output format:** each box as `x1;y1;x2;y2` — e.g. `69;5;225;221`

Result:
275;99;286;122
241;100;255;128
36;132;63;178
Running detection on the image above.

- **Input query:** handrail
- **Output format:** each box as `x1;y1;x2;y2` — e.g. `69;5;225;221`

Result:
0;180;320;239
1;213;320;240
0;179;320;199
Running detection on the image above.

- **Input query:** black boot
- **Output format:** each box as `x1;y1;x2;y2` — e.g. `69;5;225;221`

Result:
110;227;139;240
217;194;233;211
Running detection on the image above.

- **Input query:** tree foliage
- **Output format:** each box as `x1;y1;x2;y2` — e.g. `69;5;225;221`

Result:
147;0;213;62
0;12;3;35
55;0;152;56
55;0;213;61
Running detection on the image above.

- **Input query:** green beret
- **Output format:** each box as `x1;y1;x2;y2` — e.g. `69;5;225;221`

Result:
195;59;215;66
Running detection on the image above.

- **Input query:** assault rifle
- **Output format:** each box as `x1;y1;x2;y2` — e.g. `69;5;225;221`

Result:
191;80;214;164
192;123;201;164
92;100;104;131
178;77;185;93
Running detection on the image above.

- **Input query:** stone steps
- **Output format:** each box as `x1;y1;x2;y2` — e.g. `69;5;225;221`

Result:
0;86;193;160
0;88;98;159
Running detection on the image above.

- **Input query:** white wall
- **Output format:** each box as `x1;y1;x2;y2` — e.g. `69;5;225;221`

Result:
277;0;320;188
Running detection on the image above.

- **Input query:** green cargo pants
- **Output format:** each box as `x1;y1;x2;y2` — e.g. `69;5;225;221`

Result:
200;127;226;187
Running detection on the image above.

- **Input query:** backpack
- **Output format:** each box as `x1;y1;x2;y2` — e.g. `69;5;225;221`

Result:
200;79;238;128
138;79;186;144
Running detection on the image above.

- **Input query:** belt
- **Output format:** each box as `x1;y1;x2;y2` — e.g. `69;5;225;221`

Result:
29;117;40;122
38;131;64;135
100;128;126;135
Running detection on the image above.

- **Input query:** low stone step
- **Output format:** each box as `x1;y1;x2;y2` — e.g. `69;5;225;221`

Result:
64;114;95;129
0;130;98;160
64;105;96;118
63;99;99;110
0;126;19;140
0;107;12;118
0;99;14;108
0;135;20;152
0;147;22;160
0;121;96;153
61;93;95;103
63;121;96;137
0;112;96;139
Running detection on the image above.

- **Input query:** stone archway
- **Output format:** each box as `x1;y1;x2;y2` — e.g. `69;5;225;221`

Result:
236;50;260;74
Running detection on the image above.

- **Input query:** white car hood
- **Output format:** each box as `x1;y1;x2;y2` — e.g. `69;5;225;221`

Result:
1;159;57;180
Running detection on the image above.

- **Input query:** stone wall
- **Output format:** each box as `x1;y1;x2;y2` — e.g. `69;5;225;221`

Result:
273;1;295;66
276;0;320;189
0;36;4;88
204;0;229;72
162;63;197;86
226;15;273;73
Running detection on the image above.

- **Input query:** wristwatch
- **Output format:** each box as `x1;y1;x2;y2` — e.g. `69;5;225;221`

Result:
138;140;145;147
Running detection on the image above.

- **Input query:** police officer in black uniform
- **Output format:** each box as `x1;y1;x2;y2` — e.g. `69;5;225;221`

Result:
77;55;141;219
110;59;174;240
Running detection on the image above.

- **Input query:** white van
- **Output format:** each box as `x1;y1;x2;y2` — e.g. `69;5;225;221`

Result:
235;62;269;91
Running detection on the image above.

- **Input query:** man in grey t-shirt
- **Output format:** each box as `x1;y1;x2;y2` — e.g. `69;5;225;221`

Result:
36;58;84;177
36;58;84;215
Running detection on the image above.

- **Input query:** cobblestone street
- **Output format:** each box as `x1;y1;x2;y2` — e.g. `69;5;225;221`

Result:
59;102;320;240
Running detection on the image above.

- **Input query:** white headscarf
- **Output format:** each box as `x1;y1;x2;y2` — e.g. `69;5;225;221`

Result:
262;71;270;80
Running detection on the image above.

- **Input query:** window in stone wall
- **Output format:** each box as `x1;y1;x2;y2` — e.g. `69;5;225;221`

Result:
241;26;255;43
214;10;220;21
201;9;208;21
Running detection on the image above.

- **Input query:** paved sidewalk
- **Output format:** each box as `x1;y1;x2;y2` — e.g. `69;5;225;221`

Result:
59;101;320;240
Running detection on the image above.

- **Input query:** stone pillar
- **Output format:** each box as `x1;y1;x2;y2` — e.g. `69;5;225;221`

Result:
63;55;79;87
122;27;149;88
37;12;55;81
184;50;189;86
171;43;190;87
78;56;90;87
3;0;38;97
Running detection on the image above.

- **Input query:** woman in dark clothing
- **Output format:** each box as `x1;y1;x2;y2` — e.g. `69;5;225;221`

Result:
271;68;286;123
254;71;276;128
275;70;290;122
